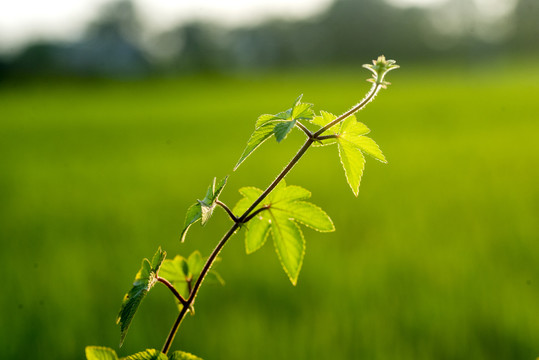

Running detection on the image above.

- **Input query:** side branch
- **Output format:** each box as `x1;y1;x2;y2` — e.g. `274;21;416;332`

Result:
161;224;240;354
215;200;238;223
313;83;382;137
295;121;313;138
158;277;188;306
243;206;269;223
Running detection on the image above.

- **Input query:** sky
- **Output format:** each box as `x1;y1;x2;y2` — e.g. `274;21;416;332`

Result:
0;0;335;54
0;0;512;54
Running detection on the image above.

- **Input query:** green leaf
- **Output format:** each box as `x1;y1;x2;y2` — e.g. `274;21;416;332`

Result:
180;203;202;242
198;200;213;226
168;351;203;360
234;95;314;170
234;118;279;170
292;99;314;120
123;349;167;360
187;251;204;276
245;216;271;254
180;176;228;242
313;112;386;195
311;111;337;134
117;248;166;347
86;346;119;360
159;251;224;309
274;201;335;232
159;255;190;300
205;270;226;286
233;181;334;285
273;120;296;143
270;211;305;285
338;140;366;197
345;135;387;163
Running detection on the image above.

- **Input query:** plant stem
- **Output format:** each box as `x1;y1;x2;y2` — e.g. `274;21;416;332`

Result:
313;83;381;137
158;277;188;306
162;82;384;354
162;224;239;354
295;121;313;138
242;206;269;223
215;200;238;223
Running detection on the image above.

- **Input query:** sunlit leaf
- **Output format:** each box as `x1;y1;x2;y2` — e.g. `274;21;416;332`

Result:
85;346;119;360
180;203;202;243
338;140;366;197
234;95;314;169
168;351;203;360
160;251;224;310
123;349;167;360
233;181;334;285
313;111;386;195
274;120;296;142
245;216;271;254
117;248;166;347
180;176;228;242
270;211;305;285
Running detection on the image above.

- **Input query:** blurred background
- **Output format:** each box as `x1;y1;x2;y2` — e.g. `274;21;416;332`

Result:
1;0;538;359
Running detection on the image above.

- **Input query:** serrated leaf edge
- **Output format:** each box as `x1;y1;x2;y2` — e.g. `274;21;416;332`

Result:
270;212;306;286
337;142;365;197
271;202;335;233
245;218;271;254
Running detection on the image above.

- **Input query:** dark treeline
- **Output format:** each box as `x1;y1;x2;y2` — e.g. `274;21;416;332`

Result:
1;0;538;79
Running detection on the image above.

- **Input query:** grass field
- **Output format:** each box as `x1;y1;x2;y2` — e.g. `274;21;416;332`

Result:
1;59;538;360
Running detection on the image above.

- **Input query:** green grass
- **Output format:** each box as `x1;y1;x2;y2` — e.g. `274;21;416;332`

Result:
1;60;538;360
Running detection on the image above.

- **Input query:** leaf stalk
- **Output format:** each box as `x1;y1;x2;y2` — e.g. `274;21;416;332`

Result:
215;200;238;223
157;277;188;306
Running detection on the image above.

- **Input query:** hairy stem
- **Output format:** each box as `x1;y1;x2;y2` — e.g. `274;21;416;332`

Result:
243;206;270;223
162;82;385;354
162;224;239;354
215;200;238;223
158;277;188;306
295;121;313;138
313;83;381;137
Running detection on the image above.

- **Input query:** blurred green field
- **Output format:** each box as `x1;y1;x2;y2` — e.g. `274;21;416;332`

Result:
1;59;538;360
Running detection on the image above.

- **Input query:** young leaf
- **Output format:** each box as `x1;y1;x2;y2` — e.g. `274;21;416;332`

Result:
86;346;119;360
338;139;366;197
313;112;386;195
123;349;168;360
168;351;204;360
160;251;224;310
180;176;228;242
117;248;166;347
234;95;314;170
233;181;334;285
159;255;190;300
180;204;202;242
187;251;204;276
273;120;297;143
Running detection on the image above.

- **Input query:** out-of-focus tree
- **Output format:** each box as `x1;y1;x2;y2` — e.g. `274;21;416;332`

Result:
1;0;538;79
510;0;539;52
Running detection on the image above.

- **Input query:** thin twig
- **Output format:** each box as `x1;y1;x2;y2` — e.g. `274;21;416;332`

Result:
313;83;381;137
157;277;188;306
242;206;270;223
215;200;238;223
295;121;313;138
316;134;339;141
